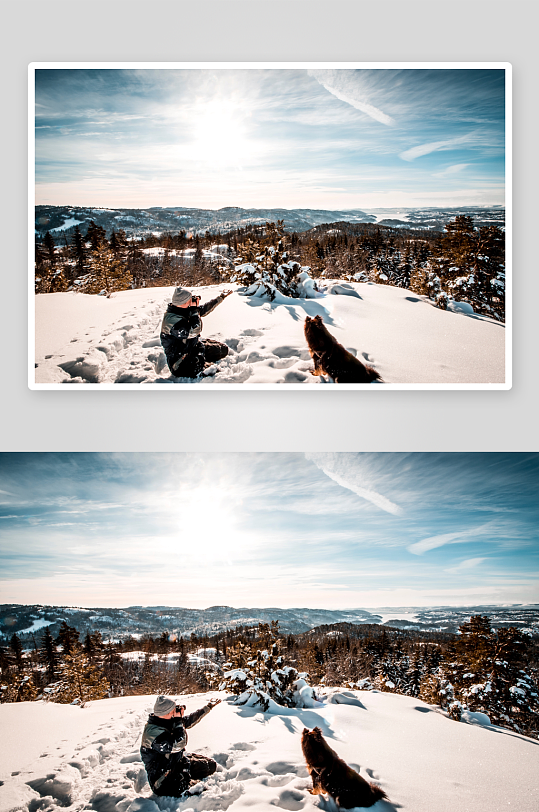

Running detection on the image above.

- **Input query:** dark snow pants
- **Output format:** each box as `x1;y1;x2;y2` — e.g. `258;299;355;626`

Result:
153;753;217;797
167;339;229;378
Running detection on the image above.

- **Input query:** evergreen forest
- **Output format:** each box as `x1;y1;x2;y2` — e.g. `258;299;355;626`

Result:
35;217;505;322
2;616;536;738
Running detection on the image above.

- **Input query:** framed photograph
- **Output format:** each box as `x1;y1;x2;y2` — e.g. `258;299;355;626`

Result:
30;63;511;389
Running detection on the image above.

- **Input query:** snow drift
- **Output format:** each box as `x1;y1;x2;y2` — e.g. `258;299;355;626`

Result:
32;281;507;387
1;688;537;812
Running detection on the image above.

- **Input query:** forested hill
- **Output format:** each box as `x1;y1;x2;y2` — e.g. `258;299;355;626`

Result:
35;204;504;240
2;603;537;646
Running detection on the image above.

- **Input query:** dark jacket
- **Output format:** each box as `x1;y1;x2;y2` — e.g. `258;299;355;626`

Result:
140;705;212;794
160;294;226;375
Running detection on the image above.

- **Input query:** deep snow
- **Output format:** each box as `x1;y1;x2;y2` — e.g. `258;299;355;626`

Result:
32;281;507;388
0;688;536;812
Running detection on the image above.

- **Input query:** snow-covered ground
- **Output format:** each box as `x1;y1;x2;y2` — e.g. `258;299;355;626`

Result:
32;281;507;388
1;688;537;812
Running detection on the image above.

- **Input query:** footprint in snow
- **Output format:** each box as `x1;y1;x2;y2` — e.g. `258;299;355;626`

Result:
213;752;235;769
231;742;256;752
266;762;298;776
283;370;308;383
272;789;305;810
240;328;264;337
268;357;297;369
234;767;261;781
261;774;296;787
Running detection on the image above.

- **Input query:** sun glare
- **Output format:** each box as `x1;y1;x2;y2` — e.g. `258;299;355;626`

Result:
189;100;254;169
174;483;244;560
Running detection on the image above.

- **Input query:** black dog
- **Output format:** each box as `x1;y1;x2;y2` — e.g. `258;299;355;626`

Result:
301;727;387;809
304;315;381;383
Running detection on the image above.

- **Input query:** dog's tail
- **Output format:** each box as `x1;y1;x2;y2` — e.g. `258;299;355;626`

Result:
367;366;382;383
367;782;388;804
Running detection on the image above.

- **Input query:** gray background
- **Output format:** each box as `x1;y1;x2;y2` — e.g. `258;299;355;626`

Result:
3;0;536;452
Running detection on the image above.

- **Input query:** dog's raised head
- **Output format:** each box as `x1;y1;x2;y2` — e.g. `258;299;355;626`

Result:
301;726;334;769
304;315;335;352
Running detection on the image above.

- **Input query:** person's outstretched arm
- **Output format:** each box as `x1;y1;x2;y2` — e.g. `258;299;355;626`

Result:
199;291;233;317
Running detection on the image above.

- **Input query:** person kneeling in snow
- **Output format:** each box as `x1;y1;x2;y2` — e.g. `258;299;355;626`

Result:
140;695;221;797
160;287;232;378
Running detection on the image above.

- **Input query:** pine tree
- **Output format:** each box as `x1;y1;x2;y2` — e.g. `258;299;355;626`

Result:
82;234;132;295
54;650;109;705
1;674;38;703
56;621;80;656
43;231;56;268
85;221;107;252
427;216;505;319
35;233;68;293
127;240;147;287
10;634;24;672
405;652;423;698
71;225;86;277
423;615;539;735
40;627;57;680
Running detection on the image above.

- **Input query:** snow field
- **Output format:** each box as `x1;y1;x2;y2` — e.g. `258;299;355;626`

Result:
1;688;537;812
33;281;506;386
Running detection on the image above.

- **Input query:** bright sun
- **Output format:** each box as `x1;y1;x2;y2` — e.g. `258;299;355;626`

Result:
174;483;244;560
190;100;253;169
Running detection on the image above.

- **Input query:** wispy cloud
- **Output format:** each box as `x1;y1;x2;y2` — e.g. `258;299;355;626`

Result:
408;525;492;555
445;557;486;573
309;70;395;126
400;133;474;161
433;163;470;178
306;453;403;515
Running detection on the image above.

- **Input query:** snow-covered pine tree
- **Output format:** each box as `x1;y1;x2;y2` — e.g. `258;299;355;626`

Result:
373;655;409;693
226;221;321;300
403;653;423;698
420;616;538;735
419;668;461;719
427;217;505;319
220;622;315;709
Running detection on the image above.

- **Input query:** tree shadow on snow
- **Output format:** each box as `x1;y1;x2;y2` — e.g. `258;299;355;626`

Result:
282;304;339;328
243;296;338;327
461;313;505;326
465;722;539;746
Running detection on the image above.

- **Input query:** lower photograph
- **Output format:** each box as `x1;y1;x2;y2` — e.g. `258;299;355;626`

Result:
0;452;537;812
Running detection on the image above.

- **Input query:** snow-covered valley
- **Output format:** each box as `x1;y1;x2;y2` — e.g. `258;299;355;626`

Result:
33;281;507;388
1;688;536;812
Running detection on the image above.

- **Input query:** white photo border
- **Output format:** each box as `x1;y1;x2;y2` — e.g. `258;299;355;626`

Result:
28;62;512;391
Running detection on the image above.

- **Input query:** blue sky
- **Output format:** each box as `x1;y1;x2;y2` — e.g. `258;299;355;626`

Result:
34;67;506;209
0;453;536;609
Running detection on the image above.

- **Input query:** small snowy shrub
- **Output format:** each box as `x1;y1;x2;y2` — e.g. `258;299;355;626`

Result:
220;639;315;709
223;221;322;300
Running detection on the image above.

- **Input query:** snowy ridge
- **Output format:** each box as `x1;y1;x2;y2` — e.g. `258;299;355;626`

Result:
1;688;537;812
34;205;505;239
6;604;538;645
34;281;506;387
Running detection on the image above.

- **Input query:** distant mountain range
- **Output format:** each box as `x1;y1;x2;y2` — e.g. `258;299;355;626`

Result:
1;603;536;644
34;205;505;240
